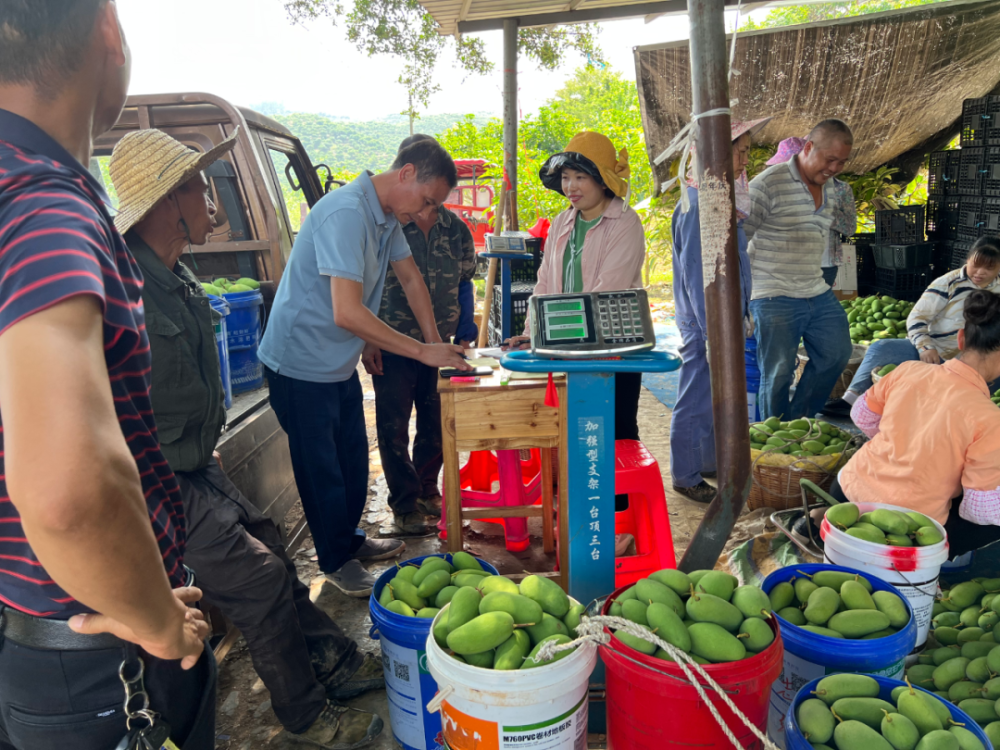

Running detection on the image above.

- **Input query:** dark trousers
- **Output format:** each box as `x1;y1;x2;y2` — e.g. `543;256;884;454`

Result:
829;476;1000;560
267;368;369;574
177;460;362;734
372;353;443;515
0;633;215;750
615;372;642;442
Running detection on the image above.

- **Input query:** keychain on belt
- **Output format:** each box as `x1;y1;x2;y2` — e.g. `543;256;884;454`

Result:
115;647;181;750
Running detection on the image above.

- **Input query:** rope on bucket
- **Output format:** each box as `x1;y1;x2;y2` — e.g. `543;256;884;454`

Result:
532;614;779;750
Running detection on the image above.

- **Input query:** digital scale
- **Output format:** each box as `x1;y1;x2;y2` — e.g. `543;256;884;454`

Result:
528;289;656;358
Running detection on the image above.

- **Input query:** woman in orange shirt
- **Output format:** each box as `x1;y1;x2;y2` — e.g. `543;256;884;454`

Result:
828;290;1000;558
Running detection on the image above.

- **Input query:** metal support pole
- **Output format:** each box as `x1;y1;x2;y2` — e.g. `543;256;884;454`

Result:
678;0;753;572
502;17;519;231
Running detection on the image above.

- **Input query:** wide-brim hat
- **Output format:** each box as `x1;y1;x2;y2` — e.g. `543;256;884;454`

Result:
539;131;629;199
732;117;771;143
110;127;239;234
766;136;807;166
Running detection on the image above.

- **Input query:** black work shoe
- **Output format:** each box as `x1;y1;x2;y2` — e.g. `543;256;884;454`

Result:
327;652;386;701
672;481;717;504
353;538;405;562
416;494;442;516
325;560;376;598
393;511;433;535
290;701;383;750
820;398;853;418
701;471;718;479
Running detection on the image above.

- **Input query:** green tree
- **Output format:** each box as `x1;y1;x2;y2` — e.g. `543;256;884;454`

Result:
741;0;939;29
283;0;603;128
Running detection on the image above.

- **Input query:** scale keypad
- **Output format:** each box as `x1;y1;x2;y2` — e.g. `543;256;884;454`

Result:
596;294;646;344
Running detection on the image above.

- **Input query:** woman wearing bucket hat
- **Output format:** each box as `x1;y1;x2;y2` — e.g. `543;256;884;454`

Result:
766;136;857;289
829;290;1000;559
505;131;647;444
669;118;769;504
110;129;387;750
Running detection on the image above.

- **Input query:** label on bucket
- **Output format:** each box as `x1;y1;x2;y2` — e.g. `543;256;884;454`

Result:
441;695;587;750
381;636;432;749
767;651;904;749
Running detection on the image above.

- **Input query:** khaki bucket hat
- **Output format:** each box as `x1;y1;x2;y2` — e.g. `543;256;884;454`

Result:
539;132;630;199
110;127;239;234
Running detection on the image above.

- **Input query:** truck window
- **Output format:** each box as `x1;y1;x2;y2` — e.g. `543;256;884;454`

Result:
88;156;119;209
270;149;308;234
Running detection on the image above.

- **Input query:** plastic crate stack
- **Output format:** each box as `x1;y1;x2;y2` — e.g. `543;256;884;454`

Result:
930;96;1000;271
848;233;878;296
484;238;541;347
871;206;933;302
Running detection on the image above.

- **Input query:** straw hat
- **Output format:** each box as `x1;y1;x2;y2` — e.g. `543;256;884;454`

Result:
110;127;239;234
539;132;630;199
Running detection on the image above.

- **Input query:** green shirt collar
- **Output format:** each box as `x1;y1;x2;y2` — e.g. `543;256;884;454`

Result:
127;230;199;293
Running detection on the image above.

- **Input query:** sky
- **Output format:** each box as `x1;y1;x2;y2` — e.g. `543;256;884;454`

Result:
117;0;752;121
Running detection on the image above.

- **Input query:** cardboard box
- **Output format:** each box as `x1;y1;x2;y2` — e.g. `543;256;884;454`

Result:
833;243;858;293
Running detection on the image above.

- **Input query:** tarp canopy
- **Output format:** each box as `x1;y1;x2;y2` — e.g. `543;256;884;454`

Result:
635;0;1000;183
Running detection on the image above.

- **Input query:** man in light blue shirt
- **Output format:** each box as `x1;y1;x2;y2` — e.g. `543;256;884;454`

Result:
260;139;469;596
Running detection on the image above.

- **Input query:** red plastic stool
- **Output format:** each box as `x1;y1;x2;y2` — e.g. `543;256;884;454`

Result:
439;449;545;552
613;439;677;587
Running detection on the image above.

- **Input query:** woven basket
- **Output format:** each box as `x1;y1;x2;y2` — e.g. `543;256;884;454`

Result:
747;449;851;511
794;344;868;401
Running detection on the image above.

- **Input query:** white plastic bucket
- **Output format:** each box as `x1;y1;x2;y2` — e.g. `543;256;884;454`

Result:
425;606;597;750
820;501;949;647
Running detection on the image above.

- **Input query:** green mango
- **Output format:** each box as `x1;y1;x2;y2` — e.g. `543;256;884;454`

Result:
686;591;744;633
413;557;453;584
832;720;893;750
694;571;738;601
451;551;483;571
795;577;820;604
842;580;878;611
646;602;691;652
493;630;531;670
888;534;914;547
935;612;963;628
986;723;1000;748
796;698;835;744
945;583;987;610
914;730;961;750
873;590;910;628
563;603;586;637
416;569;452;599
454;572;491;588
479;592;544;625
433;610;450;648
958;698;999;726
934;646;964;666
811;673;879;705
448;586;484;632
936;627;962;646
825;502;860;529
464;649;495;668
621;599;649;626
916;526;946;547
389;579;427;611
738;617;774;652
847;525;888;544
882;711;921;750
731;585;772;620
769;581;795;611
962;642;996;661
687;622;746;663
949;725;986;750
897;687;944;735
801;625;846;638
812;571;873;592
968;657;993;684
519;575;570;618
804;587;841;626
235;277;260;290
827;609;891;637
871;508;910;535
649;568;692;597
477;575;519;596
386;599;415;617
779;606;807;626
907;664;938;688
525;613;569;645
447;612;515;655
933;657;972;690
983;677;1000;700
613;629;656;655
395;565;418;583
829;696;896;729
959;629;988;646
949;681;986;702
618;586;638;601
378;583;393;607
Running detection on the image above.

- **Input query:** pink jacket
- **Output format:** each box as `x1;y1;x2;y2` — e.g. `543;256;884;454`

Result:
525;197;646;334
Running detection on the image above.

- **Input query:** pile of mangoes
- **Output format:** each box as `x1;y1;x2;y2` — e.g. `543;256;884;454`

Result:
607;568;776;664
795;673;988;749
876;363;898;378
842;295;916;345
378;554;583;670
991;388;1000;408
770;569;910;639
825;503;945;547
201;277;260;297
749;416;854;458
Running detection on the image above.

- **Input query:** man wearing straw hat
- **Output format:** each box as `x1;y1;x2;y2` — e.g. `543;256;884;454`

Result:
109;129;385;750
0;2;213;749
259;138;470;598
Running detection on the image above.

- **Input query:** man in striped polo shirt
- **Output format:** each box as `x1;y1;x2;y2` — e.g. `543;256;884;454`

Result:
746;119;855;420
0;2;214;748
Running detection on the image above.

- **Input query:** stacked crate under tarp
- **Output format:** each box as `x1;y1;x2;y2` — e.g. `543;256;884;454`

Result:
871;206;934;302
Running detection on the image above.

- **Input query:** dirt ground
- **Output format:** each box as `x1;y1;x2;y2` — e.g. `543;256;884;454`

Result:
210;284;763;749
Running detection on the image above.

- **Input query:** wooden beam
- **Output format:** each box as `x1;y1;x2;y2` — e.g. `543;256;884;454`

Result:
645;12;664;22
569;0;588;10
459;0;474;21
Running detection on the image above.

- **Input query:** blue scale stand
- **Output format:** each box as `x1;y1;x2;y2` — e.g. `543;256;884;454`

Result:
500;349;679;730
480;251;535;340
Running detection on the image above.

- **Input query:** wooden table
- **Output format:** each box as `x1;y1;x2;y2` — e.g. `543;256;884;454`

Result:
438;356;567;585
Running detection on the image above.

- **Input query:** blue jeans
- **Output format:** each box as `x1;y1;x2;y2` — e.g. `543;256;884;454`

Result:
846;338;919;395
750;290;853;420
822;266;838;287
266;368;368;573
669;322;716;488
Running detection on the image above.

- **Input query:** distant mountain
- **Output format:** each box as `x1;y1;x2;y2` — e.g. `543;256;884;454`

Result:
269;111;493;173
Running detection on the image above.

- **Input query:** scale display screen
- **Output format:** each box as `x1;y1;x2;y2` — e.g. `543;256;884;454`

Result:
529;289;656;358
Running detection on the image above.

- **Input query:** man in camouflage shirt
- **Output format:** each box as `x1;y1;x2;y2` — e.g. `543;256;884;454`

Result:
362;136;478;533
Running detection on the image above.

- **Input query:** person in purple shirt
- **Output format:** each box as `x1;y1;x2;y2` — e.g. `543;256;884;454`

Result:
669;119;768;504
0;2;213;749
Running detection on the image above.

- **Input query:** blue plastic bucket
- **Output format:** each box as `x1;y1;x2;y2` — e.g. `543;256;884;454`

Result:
229;347;264;394
746;337;761;422
209;297;232;410
369;554;499;750
222;289;263;350
762;563;917;748
784;674;992;750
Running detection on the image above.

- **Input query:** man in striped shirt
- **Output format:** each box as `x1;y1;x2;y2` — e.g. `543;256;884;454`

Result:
746;119;855;420
0;2;214;748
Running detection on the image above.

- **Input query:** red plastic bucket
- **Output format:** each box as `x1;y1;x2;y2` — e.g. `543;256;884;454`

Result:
600;585;784;749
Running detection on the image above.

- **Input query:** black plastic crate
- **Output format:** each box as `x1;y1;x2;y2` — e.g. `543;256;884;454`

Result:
932;243;952;270
487;281;534;346
928;150;960;195
949;241;972;271
926;197;960;240
872;265;932;302
957;196;984;242
847;233;877;287
963;97;994;147
987;98;1000;146
958;147;987;195
982;196;1000;238
509;237;543;283
874;206;924;245
984;147;1000;197
872;243;935;269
